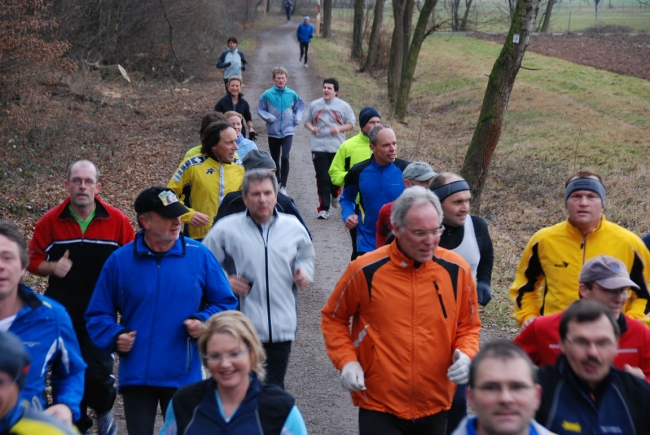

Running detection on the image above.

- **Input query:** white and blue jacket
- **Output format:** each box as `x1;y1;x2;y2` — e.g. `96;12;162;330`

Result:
86;232;237;390
10;285;86;422
257;86;304;139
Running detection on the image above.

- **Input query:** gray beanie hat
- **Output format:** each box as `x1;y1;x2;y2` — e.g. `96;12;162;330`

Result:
0;331;31;390
243;150;277;171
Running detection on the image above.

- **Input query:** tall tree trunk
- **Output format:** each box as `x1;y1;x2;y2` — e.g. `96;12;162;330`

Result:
352;0;365;58
540;0;554;32
387;0;407;103
360;0;386;72
460;0;541;212
452;0;461;30
394;0;438;119
323;0;332;37
460;0;473;30
401;0;415;74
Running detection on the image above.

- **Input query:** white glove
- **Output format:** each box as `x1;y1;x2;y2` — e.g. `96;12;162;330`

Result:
447;349;470;385
341;361;366;392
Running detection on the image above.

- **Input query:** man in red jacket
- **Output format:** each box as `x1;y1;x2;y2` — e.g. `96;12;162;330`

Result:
514;254;650;381
28;160;134;434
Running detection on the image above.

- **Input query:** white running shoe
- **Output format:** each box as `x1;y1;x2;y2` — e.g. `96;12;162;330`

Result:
304;64;308;68
279;186;287;196
317;210;329;219
331;197;339;209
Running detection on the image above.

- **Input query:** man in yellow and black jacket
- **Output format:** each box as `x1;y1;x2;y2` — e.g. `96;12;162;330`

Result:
510;169;650;327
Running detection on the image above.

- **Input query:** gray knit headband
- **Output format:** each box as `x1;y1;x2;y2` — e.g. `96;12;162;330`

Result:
564;178;606;206
431;180;470;202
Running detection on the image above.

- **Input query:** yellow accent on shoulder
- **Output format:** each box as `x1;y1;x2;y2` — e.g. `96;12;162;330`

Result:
561;421;582;432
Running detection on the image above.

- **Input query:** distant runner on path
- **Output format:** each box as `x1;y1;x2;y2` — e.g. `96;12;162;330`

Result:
296;17;315;68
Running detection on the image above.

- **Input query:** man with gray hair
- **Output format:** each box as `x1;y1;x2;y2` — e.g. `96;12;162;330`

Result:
339;124;409;256
204;169;315;389
322;186;480;434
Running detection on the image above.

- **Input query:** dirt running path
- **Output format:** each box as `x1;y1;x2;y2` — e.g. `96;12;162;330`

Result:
243;22;359;434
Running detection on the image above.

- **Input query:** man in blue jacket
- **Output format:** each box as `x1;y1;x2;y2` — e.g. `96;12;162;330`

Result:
340;124;409;255
296;16;314;67
536;299;650;434
86;187;237;435
257;67;305;195
0;221;86;428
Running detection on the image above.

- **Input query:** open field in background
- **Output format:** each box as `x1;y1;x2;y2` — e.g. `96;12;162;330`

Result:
311;29;650;334
330;0;650;33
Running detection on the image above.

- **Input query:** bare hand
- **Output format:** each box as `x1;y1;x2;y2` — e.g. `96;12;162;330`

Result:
228;275;251;297
184;319;204;339
117;331;136;353
521;317;537;329
190;212;210;227
44;404;72;426
345;215;359;229
330;126;339;135
294;268;309;289
311;127;318;135
52;250;73;278
624;364;645;379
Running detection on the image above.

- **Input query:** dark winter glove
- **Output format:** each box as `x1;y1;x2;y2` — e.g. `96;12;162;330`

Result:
242;66;246;72
248;131;257;141
224;62;232;68
477;281;492;307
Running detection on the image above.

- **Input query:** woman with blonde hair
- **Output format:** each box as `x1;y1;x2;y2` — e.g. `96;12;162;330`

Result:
225;110;258;160
159;311;308;434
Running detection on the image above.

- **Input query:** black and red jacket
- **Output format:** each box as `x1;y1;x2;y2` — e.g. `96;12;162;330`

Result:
28;196;134;328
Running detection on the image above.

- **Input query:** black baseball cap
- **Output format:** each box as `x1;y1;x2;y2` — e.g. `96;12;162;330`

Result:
134;187;189;218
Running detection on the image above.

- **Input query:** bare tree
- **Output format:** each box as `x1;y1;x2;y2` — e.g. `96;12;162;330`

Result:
460;0;542;211
323;0;333;37
360;0;386;72
538;0;555;32
387;0;415;103
394;0;439;119
352;0;365;58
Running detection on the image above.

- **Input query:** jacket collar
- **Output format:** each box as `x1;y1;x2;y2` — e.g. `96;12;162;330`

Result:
369;154;394;170
133;230;187;258
17;284;42;311
57;196;110;221
557;353;616;397
389;239;427;269
565;214;606;236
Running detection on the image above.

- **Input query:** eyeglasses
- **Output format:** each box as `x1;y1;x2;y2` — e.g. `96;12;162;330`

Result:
203;348;250;364
564;336;616;351
473;382;535;398
70;178;96;186
405;225;445;239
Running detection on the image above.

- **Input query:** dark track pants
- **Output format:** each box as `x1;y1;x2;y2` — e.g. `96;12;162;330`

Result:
300;42;310;64
359;408;447;435
268;136;294;188
74;328;117;433
262;341;293;390
121;386;176;435
312;152;339;212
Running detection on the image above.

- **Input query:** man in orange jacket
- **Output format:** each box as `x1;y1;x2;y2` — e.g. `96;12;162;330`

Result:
321;186;481;435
